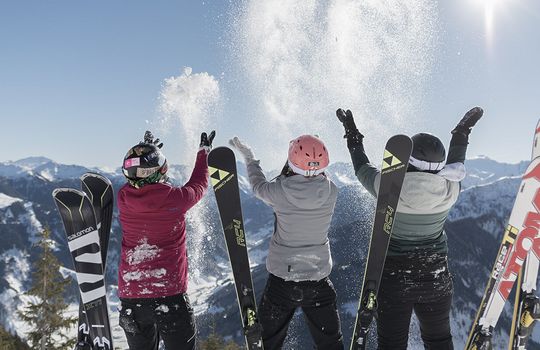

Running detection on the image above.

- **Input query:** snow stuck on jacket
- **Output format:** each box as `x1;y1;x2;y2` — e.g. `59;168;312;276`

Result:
126;238;161;265
122;268;167;282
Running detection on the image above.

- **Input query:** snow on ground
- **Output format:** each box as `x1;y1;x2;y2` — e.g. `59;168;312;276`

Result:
38;167;57;181
0;248;32;339
188;274;232;315
0;193;22;209
19;202;43;244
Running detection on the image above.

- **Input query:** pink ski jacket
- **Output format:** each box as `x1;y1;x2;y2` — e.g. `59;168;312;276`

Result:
117;150;208;298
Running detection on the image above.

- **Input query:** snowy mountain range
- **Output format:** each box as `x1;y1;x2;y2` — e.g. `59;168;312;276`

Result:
0;155;537;349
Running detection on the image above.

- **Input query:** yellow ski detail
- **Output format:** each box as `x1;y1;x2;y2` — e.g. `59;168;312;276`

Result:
209;166;230;187
382;149;402;170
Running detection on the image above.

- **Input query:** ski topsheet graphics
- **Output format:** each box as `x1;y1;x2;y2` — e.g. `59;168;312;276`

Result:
350;135;412;350
208;147;264;350
508;121;540;350
72;173;114;349
53;188;113;350
466;120;540;350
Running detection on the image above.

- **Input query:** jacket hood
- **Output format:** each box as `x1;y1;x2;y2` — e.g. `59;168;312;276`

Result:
398;172;459;214
278;175;334;210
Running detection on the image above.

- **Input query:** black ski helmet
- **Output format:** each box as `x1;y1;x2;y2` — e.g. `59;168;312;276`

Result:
122;134;168;188
410;133;446;172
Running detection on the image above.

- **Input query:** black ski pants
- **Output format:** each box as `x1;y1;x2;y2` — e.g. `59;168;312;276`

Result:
119;293;196;350
376;253;454;350
258;273;344;350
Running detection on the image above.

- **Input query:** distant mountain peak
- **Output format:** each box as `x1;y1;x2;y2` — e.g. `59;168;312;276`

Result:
13;156;54;169
472;155;492;160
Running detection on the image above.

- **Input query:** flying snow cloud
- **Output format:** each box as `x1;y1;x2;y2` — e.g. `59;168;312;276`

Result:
232;0;437;166
157;67;220;286
158;67;220;157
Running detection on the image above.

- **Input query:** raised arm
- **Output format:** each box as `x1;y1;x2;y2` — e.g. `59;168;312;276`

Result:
229;137;281;205
176;131;215;212
336;109;380;197
447;107;484;164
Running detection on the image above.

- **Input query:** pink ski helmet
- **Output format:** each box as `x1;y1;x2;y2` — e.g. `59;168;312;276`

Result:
287;135;330;176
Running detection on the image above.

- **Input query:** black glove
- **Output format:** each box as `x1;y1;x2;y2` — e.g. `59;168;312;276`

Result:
452;107;483;136
142;130;163;148
336;108;363;146
200;130;216;149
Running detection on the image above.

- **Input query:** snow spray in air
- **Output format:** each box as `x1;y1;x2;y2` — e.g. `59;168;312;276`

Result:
229;0;438;343
158;67;220;285
231;0;437;167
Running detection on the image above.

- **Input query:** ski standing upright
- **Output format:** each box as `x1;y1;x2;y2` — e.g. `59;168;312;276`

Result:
350;134;412;350
208;146;264;350
53;173;114;350
78;173;114;349
508;120;540;350
466;120;540;350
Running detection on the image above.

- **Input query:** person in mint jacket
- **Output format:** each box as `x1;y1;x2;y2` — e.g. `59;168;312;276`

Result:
336;107;483;350
117;130;214;350
230;135;344;350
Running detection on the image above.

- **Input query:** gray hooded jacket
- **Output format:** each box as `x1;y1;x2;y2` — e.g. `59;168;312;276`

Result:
246;159;338;281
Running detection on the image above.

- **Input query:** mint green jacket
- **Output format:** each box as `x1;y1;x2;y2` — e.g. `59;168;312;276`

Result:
355;162;460;255
348;131;468;255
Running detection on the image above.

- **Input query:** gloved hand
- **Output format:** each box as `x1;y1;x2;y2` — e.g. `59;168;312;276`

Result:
143;130;163;148
336;108;357;131
452;107;483;135
229;136;255;162
200;130;216;151
336;108;363;146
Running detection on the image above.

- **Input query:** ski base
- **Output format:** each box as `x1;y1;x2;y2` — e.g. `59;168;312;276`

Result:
208;147;264;350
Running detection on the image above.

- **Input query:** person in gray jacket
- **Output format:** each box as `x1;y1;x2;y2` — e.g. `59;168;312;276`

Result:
229;134;344;350
336;107;483;350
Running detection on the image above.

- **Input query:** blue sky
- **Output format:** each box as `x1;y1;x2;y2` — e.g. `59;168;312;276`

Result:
1;0;539;168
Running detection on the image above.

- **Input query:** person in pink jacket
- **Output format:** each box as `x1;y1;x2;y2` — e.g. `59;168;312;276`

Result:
117;130;214;350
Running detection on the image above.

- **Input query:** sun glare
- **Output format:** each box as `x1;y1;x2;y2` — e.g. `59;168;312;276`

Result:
471;0;511;46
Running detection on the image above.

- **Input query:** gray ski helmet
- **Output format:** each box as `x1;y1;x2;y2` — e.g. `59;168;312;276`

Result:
410;133;446;172
122;143;168;188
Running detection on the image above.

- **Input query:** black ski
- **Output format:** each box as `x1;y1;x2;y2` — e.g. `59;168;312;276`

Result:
70;173;114;349
350;135;413;350
53;188;113;350
208;147;264;350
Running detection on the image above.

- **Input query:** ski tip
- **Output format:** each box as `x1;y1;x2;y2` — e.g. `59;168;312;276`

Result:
52;188;90;202
52;187;84;196
80;172;112;185
388;134;413;145
208;146;236;162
